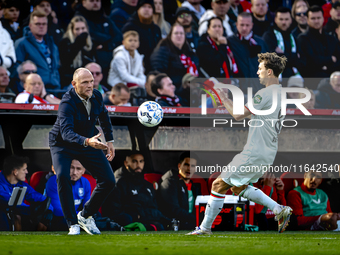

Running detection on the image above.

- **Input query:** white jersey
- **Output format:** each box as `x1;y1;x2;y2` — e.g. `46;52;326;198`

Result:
242;84;283;166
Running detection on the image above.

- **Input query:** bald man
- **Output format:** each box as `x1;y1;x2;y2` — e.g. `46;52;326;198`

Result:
49;68;116;235
15;73;61;104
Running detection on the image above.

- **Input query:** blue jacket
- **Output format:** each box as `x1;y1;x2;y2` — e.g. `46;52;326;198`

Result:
0;172;53;211
45;175;91;217
14;30;61;90
49;88;114;149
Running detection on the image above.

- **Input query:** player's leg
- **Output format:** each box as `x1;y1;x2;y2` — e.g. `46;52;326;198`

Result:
187;177;232;235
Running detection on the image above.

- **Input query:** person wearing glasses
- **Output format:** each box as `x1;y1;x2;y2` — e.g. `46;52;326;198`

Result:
291;0;309;39
15;10;61;92
85;62;107;95
59;16;96;88
9;60;38;95
176;7;199;52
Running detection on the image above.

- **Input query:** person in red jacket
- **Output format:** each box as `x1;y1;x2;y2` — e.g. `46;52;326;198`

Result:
254;172;286;230
287;170;340;230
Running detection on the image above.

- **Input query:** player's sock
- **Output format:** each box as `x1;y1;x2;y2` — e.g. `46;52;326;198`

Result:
201;191;225;231
240;185;278;212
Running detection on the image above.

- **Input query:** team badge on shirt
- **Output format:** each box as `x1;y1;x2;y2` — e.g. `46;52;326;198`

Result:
78;188;84;197
254;95;262;104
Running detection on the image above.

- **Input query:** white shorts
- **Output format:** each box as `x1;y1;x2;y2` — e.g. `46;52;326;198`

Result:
220;154;267;187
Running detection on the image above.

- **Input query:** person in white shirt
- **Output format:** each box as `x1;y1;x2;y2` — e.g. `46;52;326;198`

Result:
188;52;293;235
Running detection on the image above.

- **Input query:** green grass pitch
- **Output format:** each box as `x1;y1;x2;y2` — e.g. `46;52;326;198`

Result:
1;231;339;255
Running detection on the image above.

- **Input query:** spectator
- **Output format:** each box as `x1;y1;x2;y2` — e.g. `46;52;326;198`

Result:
198;0;234;37
151;73;181;107
0;2;16;70
228;0;247;25
251;0;272;37
107;31;146;89
292;0;310;40
336;22;340;42
153;0;171;38
315;71;340;109
46;160;91;231
59;16;96;88
76;0;123;87
110;0;138;31
297;5;340;87
197;17;236;80
227;12;268;93
150;23;199;91
324;2;340;38
287;170;340;230
253;172;286;230
122;0;161;74
322;0;340;26
320;171;340;213
181;0;206;23
145;70;159;100
29;0;64;44
300;88;315;109
102;151;170;230
176;7;200;52
286;76;304;109
10;60;37;95
84;63;108;95
15;11;61;91
159;152;201;230
0;155;53;231
15;73;61;104
177;73;202;107
103;83;131;106
0;66;14;94
263;7;302;79
1;0;22;42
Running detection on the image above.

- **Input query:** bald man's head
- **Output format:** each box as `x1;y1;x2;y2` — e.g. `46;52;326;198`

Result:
24;74;44;96
72;68;94;99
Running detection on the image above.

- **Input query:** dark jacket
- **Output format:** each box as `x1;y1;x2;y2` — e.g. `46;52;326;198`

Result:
150;39;199;90
297;27;340;79
324;17;339;38
319;177;340;213
49;88;114;149
122;13;161;73
252;14;271;37
15;30;61;90
103;167;166;222
291;26;304;40
262;25;302;78
227;33;268;93
197;33;233;79
109;0;137;31
76;6;122;71
58;35;96;87
315;78;340;109
186;30;200;53
159;169;201;224
0;18;23;42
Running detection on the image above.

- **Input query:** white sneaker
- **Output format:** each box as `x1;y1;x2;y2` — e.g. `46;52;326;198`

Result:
77;211;101;235
68;224;80;235
186;226;212;235
275;206;293;233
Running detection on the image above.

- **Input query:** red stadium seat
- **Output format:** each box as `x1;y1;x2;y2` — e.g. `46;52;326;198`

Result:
208;172;233;195
280;172;304;197
82;174;97;193
192;173;209;195
30;171;49;192
144;173;162;190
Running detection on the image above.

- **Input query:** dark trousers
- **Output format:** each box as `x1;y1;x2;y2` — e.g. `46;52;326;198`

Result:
50;146;116;226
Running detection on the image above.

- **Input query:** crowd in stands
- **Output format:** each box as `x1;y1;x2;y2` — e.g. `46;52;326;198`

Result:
1;152;339;231
0;0;339;108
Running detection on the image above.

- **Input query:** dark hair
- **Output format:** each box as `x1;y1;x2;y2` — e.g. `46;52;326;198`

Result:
207;16;223;29
275;7;291;17
111;83;130;95
258;52;287;77
307;5;324;17
151;73;169;96
0;0;5;9
146;70;160;83
179;151;198;164
3;155;29;177
238;11;253;20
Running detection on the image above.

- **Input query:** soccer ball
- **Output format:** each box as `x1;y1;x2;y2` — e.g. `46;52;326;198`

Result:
137;101;164;127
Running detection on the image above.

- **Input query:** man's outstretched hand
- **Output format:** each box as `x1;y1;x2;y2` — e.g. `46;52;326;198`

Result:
106;142;115;161
87;133;108;150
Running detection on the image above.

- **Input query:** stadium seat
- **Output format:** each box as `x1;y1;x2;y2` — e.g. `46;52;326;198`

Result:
82;174;97;193
191;173;209;195
208;172;233;195
30;171;49;194
144;173;162;190
280;172;304;197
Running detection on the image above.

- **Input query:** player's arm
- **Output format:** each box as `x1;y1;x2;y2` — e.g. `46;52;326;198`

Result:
215;88;252;121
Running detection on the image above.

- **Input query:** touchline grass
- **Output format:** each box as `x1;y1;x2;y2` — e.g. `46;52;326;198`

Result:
0;231;339;255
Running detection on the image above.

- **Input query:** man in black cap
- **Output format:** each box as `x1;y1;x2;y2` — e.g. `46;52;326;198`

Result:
1;0;22;41
176;7;199;52
110;0;138;31
122;0;161;74
325;2;340;38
